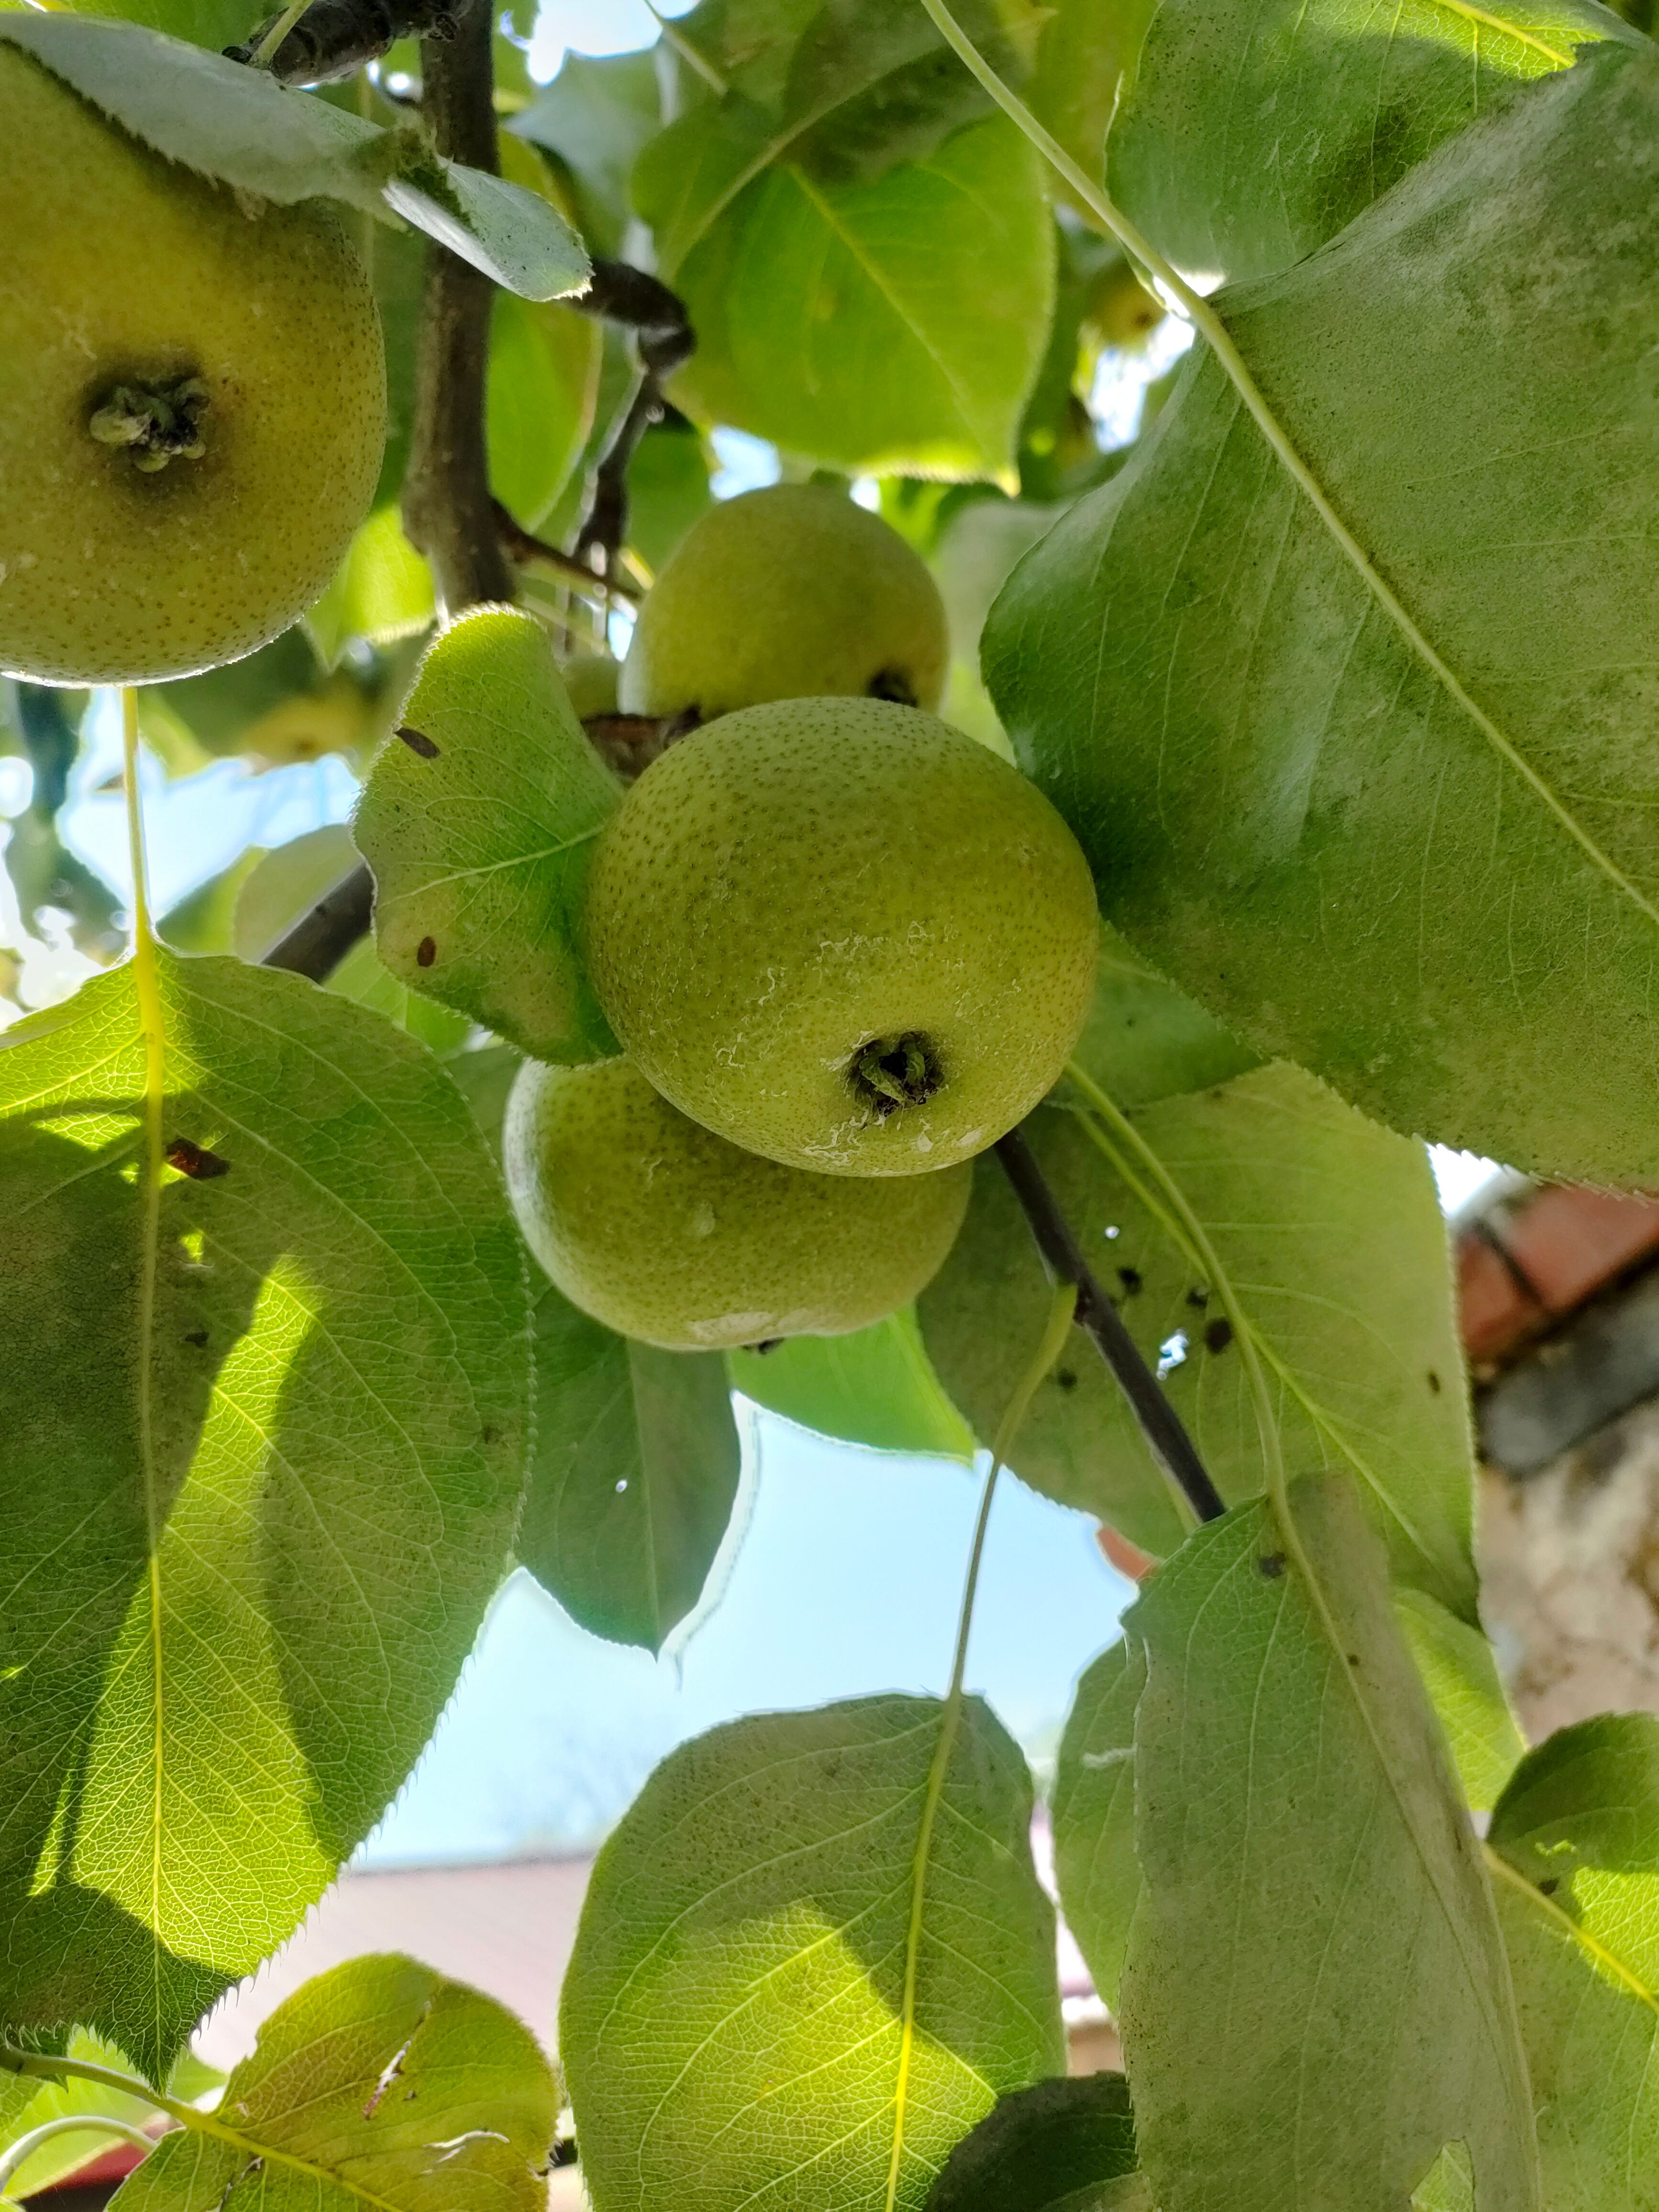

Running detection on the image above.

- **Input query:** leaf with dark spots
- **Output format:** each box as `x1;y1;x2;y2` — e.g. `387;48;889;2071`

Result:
397;726;441;760
1204;1317;1233;1354
166;1138;230;1181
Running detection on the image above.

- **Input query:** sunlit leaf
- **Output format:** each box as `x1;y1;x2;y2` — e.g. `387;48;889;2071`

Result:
1109;0;1637;285
921;1062;1476;1610
354;608;621;1063
108;1954;557;2212
730;1308;973;1461
0;955;528;2076
562;1696;1063;2212
1119;1475;1539;2211
1394;1588;1526;1815
987;44;1659;1182
1487;1714;1659;2212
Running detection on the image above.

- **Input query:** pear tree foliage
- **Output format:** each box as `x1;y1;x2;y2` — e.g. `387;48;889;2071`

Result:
4;0;1658;2206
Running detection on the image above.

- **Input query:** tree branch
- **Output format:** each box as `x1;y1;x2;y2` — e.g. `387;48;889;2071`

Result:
260;862;375;979
995;1125;1227;1527
398;0;514;613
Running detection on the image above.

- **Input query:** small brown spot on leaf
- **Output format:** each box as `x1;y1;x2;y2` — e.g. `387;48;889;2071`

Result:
1204;1317;1234;1354
1055;1368;1077;1392
1185;1285;1209;1309
398;725;440;759
1257;1552;1285;1579
416;937;437;968
1117;1266;1142;1296
1538;1877;1559;1896
166;1138;229;1180
1427;1370;1442;1394
1347;1654;1360;1667
184;1328;208;1347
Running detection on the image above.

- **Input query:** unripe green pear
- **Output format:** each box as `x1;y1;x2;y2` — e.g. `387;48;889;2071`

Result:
584;697;1099;1176
618;483;949;720
0;46;385;686
559;651;620;721
502;1055;971;1350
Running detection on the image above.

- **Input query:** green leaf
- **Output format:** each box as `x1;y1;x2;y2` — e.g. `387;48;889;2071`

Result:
307;507;434;667
1110;0;1636;286
1050;1640;1144;2015
510;47;662;257
519;1286;741;1653
157;852;265;957
0;15;589;300
0;2035;218;2200
0;953;529;2078
730;1307;973;1460
919;1062;1476;1610
1026;0;1155;215
1119;1474;1540;2212
1393;1588;1526;1814
107;1954;558;2212
67;0;251;61
1061;929;1261;1113
986;44;1659;1183
561;1695;1064;2212
641;114;1054;481
1412;2144;1477;2212
354;608;622;1064
1487;1715;1659;2212
488;297;601;532
925;2074;1144;2212
624;412;714;577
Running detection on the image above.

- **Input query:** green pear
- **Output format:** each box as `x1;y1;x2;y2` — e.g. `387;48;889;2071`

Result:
618;483;948;720
559;651;621;721
583;697;1100;1176
0;45;385;686
502;1055;971;1350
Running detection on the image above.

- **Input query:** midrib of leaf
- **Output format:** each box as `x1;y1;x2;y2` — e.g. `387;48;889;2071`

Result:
919;0;1659;936
1066;1065;1527;2080
1482;1841;1659;2014
122;690;169;2044
0;2046;409;2212
387;826;604;903
624;1349;664;1647
1427;0;1577;67
1057;1083;1447;1580
883;1283;1075;2212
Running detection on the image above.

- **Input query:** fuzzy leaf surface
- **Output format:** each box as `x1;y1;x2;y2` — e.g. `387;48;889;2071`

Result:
638;111;1053;480
1119;1475;1539;2212
1486;1714;1659;2211
354;609;621;1064
107;1954;557;2212
561;1695;1063;2212
519;1287;741;1653
920;1062;1475;1611
0;16;588;299
986;44;1659;1182
1109;0;1635;286
728;1309;973;1461
1051;1640;1144;2016
0;956;528;2077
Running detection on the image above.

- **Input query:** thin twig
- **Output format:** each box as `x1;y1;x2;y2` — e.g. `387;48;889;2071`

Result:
493;500;641;603
994;1126;1226;1526
398;0;515;614
260;863;375;980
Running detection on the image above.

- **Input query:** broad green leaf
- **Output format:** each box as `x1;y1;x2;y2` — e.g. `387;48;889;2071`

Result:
1394;1588;1526;1814
107;1954;558;2212
0;16;589;300
1050;1640;1144;2015
1110;0;1636;286
1119;1474;1539;2212
729;1308;973;1461
487;297;602;532
1026;0;1154;215
1061;929;1261;1113
68;0;251;60
641;114;1054;481
919;1062;1476;1612
307;507;434;667
1487;1715;1659;2212
925;2074;1144;2212
510;48;662;257
354;608;621;1064
561;1695;1064;2212
0;954;529;2077
986;44;1659;1183
0;2036;218;2200
519;1285;741;1653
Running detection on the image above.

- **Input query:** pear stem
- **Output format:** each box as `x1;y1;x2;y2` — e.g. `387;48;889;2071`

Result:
994;1124;1226;1529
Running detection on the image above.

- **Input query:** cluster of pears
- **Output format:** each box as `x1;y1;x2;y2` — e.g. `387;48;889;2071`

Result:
505;485;1099;1353
0;45;385;687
